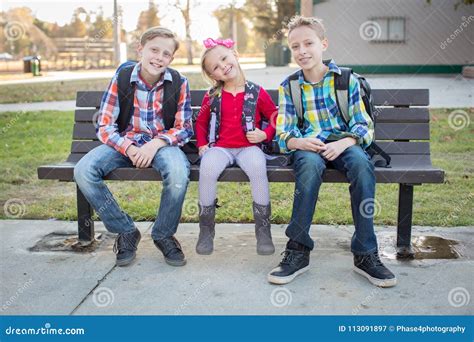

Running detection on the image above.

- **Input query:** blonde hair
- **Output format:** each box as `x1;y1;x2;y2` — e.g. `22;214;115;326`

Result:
140;26;180;53
200;44;245;96
287;15;326;40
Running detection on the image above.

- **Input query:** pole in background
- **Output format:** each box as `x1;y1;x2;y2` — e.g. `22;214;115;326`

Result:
113;0;121;66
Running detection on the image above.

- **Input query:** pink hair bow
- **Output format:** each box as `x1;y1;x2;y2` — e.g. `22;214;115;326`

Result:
203;38;235;49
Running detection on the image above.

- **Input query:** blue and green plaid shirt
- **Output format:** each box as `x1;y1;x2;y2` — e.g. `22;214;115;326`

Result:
276;60;374;153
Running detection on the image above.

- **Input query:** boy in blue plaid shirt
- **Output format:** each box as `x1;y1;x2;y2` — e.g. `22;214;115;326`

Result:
267;16;396;287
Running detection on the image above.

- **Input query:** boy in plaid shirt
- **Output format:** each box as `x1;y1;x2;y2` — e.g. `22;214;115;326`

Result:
267;16;396;287
74;27;193;268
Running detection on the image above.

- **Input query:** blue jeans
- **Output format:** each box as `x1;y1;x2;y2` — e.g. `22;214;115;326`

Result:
286;145;378;255
74;144;190;240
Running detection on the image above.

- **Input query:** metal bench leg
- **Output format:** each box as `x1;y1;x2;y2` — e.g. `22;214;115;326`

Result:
397;184;415;259
77;185;95;243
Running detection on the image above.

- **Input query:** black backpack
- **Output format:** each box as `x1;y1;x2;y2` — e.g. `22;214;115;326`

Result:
288;62;391;168
115;61;199;161
116;62;181;132
206;82;291;166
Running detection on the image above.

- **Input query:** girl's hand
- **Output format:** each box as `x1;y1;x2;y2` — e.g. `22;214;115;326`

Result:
246;128;267;144
199;145;210;156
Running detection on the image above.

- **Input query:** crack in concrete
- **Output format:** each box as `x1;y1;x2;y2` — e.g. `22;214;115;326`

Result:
69;223;153;315
70;265;117;315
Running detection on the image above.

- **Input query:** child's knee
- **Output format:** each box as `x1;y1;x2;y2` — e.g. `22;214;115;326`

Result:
199;160;224;180
294;150;326;174
74;158;96;185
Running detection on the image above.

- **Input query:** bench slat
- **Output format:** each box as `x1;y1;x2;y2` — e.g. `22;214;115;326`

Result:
78;89;429;109
73;122;430;141
374;108;429;123
75;109;100;122
70;140;431;155
76;91;102;108
372;89;429;106
374;123;429;140
66;153;436;169
38;159;444;184
76;107;430;124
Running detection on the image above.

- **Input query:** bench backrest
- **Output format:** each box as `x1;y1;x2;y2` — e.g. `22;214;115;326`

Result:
70;89;431;168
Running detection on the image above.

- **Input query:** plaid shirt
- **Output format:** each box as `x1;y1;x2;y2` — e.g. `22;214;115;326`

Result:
97;63;193;155
276;59;374;153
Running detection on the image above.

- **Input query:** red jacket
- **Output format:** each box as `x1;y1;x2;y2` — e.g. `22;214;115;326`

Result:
196;87;277;148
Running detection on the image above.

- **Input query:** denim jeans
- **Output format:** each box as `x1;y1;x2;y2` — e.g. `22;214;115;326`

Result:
74;144;190;240
285;145;378;255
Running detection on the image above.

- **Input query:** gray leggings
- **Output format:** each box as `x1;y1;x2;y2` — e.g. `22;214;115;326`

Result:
199;146;270;206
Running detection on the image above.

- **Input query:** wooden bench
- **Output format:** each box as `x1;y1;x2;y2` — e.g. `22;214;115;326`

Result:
37;88;445;258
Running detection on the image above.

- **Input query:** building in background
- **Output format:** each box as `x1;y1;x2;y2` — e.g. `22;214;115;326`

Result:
309;0;472;73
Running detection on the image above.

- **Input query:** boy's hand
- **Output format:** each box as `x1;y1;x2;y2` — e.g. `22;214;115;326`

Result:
199;145;209;157
289;137;326;152
321;137;357;161
246;128;267;144
126;145;141;165
135;139;167;168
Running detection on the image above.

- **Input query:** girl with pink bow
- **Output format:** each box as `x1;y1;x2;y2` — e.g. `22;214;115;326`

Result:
195;38;278;256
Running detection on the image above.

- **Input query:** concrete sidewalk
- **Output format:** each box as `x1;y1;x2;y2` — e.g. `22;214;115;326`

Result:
0;220;472;315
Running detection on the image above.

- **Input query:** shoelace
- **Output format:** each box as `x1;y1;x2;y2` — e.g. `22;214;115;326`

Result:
159;237;182;254
362;253;384;268
113;233;137;254
280;250;295;265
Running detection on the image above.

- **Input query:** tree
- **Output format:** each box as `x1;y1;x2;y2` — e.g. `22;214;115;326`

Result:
66;7;88;37
243;0;296;42
0;7;57;58
213;5;250;53
171;0;195;65
136;0;160;32
89;8;113;40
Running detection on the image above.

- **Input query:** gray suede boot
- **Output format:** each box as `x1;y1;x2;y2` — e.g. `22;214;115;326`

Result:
253;202;275;255
196;204;216;255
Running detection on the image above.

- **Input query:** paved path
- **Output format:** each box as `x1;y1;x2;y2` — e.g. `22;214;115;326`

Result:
1;67;472;111
0;220;472;315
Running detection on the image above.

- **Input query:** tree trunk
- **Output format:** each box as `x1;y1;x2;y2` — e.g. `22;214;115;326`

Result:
184;0;193;65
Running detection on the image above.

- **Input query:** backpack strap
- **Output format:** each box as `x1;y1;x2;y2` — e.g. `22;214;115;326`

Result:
334;67;352;125
117;65;136;133
207;88;222;146
242;81;260;132
116;66;182;133
288;72;304;129
335;67;392;168
162;67;182;130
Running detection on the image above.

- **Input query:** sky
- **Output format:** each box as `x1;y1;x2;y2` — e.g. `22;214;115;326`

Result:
1;0;245;41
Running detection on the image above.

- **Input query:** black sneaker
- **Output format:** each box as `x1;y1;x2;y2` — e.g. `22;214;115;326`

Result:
113;228;141;267
354;251;397;287
267;240;310;285
154;236;187;267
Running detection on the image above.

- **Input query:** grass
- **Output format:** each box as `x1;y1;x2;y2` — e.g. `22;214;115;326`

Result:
0;73;208;104
0;108;473;226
